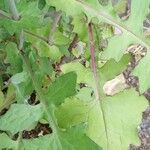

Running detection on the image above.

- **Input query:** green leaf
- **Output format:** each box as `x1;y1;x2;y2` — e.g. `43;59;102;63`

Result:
61;61;94;87
0;133;17;150
76;87;94;101
0;90;4;107
53;30;70;45
11;71;28;85
5;42;22;74
56;89;147;150
58;125;102;150
47;0;150;92
0;104;44;134
87;89;147;150
133;52;150;93
47;0;149;59
0;1;43;34
72;14;87;41
55;97;89;128
61;54;130;96
46;72;77;105
35;41;62;60
113;0;128;14
0;126;102;150
60;59;148;150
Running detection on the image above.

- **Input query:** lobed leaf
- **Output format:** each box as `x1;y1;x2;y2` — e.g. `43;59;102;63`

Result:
0;104;44;134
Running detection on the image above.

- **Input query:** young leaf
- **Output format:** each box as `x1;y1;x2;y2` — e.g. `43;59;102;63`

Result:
46;72;77;105
0;104;44;134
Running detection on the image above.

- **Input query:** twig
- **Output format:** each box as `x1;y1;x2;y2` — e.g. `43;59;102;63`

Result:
7;0;20;20
48;11;62;45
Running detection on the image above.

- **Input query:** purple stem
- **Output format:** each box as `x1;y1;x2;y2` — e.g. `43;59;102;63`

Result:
88;22;100;100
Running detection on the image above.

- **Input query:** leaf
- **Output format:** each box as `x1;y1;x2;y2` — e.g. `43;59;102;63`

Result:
0;126;102;150
61;54;130;96
55;97;89;128
87;89;147;150
53;30;70;45
11;71;28;85
0;133;17;150
5;42;23;74
72;14;88;41
113;0;128;14
58;125;102;150
56;89;148;150
61;61;94;87
0;104;44;134
46;72;77;105
0;1;43;35
0;90;4;107
60;59;148;150
130;106;150;149
133;52;150;93
47;0;150;92
76;87;94;101
35;41;62;60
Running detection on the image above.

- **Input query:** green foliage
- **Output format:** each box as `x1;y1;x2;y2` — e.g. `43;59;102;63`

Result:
47;0;150;92
0;104;44;134
55;97;89;128
86;90;147;150
5;42;23;74
45;72;77;105
0;126;101;150
0;0;149;149
0;133;18;150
